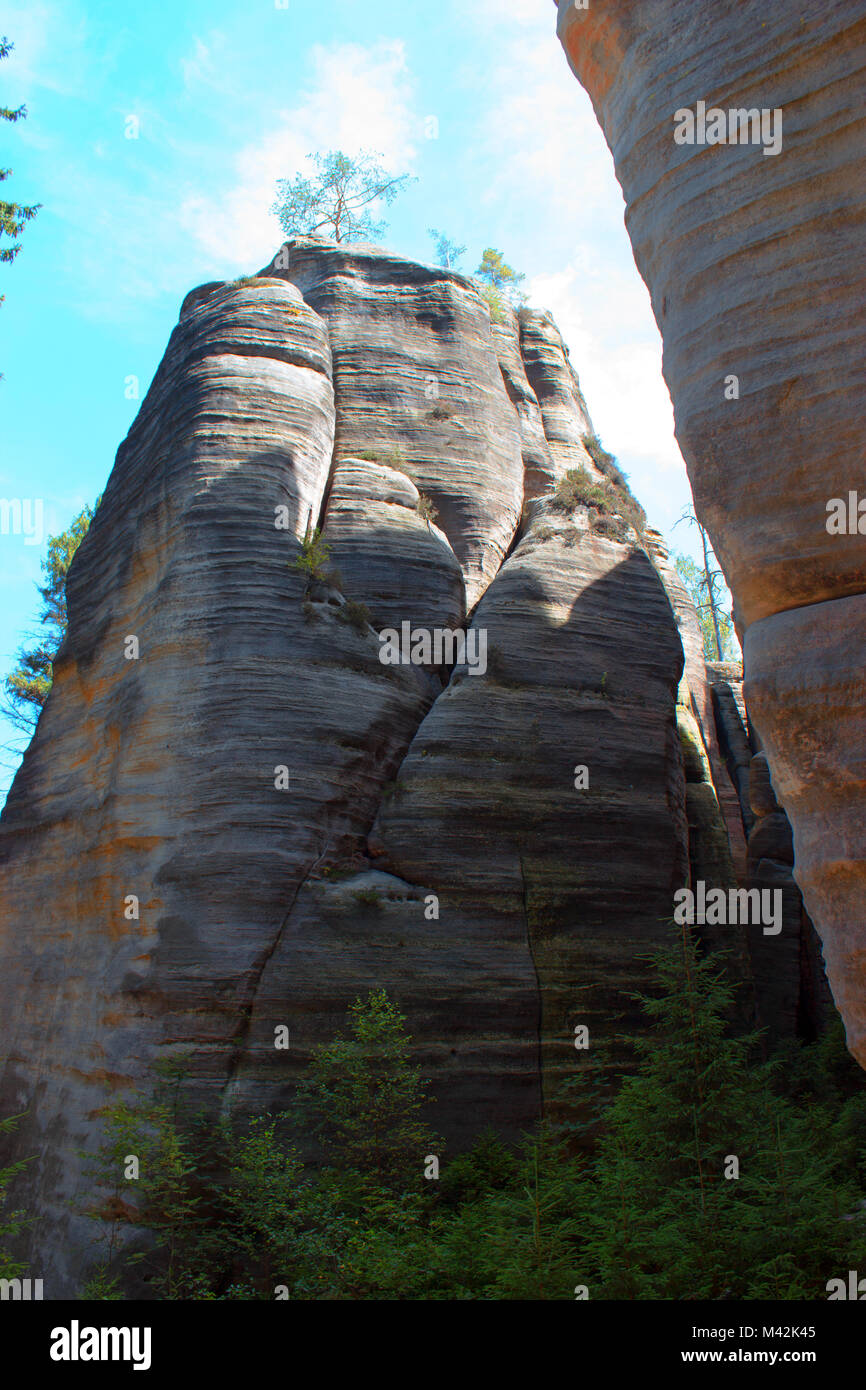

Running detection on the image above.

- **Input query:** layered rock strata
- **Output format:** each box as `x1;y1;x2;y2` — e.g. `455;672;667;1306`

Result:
555;0;866;1060
0;240;761;1291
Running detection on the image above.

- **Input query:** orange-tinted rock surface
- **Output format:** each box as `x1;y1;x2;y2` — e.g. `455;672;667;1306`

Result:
555;0;866;1062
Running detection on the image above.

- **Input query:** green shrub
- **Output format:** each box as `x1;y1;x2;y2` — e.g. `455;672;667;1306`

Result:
549;465;606;513
337;599;372;634
0;1113;31;1280
382;445;408;471
479;285;509;324
550;463;645;535
581;430;633;492
76;951;866;1301
291;528;332;583
351;887;383;909
591;513;630;543
416;492;438;525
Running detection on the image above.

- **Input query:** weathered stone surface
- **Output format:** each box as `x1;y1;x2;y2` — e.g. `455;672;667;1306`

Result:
645;532;710;742
745;597;866;1056
322;457;465;638
556;0;866;623
368;500;691;1113
644;532;749;886
555;0;866;1063
262;238;526;608
0;240;759;1295
517;306;597;478
490;315;555;500
748;812;795;869
0;276;433;1295
706;673;832;1044
749;752;781;820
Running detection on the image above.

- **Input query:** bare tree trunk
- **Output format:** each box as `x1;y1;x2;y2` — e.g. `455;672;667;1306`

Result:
700;524;725;660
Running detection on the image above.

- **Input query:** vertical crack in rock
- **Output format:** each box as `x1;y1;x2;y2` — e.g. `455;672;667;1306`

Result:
221;840;332;1113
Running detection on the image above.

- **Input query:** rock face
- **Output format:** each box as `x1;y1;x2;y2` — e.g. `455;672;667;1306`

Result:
709;665;832;1043
0;238;764;1294
555;0;866;1062
267;240;526;609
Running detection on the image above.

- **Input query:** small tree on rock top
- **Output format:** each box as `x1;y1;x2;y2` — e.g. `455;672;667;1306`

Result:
271;149;414;245
427;228;466;270
475;248;527;306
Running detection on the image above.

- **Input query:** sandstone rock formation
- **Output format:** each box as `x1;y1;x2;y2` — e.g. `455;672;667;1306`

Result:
710;664;832;1043
0;238;775;1293
555;0;866;1061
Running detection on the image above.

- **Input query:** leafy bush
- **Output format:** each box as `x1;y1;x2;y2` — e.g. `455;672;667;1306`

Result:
591;513;630;543
291;528;335;584
382;446;408;471
550;463;645;535
416;492;438;524
549;465;607;513
581;431;626;485
479;285;509;324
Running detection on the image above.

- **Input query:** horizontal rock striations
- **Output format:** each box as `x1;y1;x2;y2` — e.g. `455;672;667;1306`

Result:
262;238;526;609
555;0;866;1062
0;237;774;1292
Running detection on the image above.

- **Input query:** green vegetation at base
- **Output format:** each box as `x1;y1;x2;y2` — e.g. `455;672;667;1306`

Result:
65;929;866;1301
0;1114;30;1280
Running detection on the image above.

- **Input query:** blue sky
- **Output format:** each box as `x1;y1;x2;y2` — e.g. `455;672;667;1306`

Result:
0;0;714;797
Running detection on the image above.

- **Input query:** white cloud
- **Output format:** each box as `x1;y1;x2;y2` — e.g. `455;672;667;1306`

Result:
180;39;419;271
469;5;698;547
180;36;217;91
528;261;690;535
0;0;90;99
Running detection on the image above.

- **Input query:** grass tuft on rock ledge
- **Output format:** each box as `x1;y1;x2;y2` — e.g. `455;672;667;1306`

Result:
549;446;646;537
337;599;372;634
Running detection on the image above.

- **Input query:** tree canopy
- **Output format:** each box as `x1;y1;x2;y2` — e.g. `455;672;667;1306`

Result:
4;501;97;733
0;37;40;301
427;228;466;270
475;248;526;304
271;149;414;245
